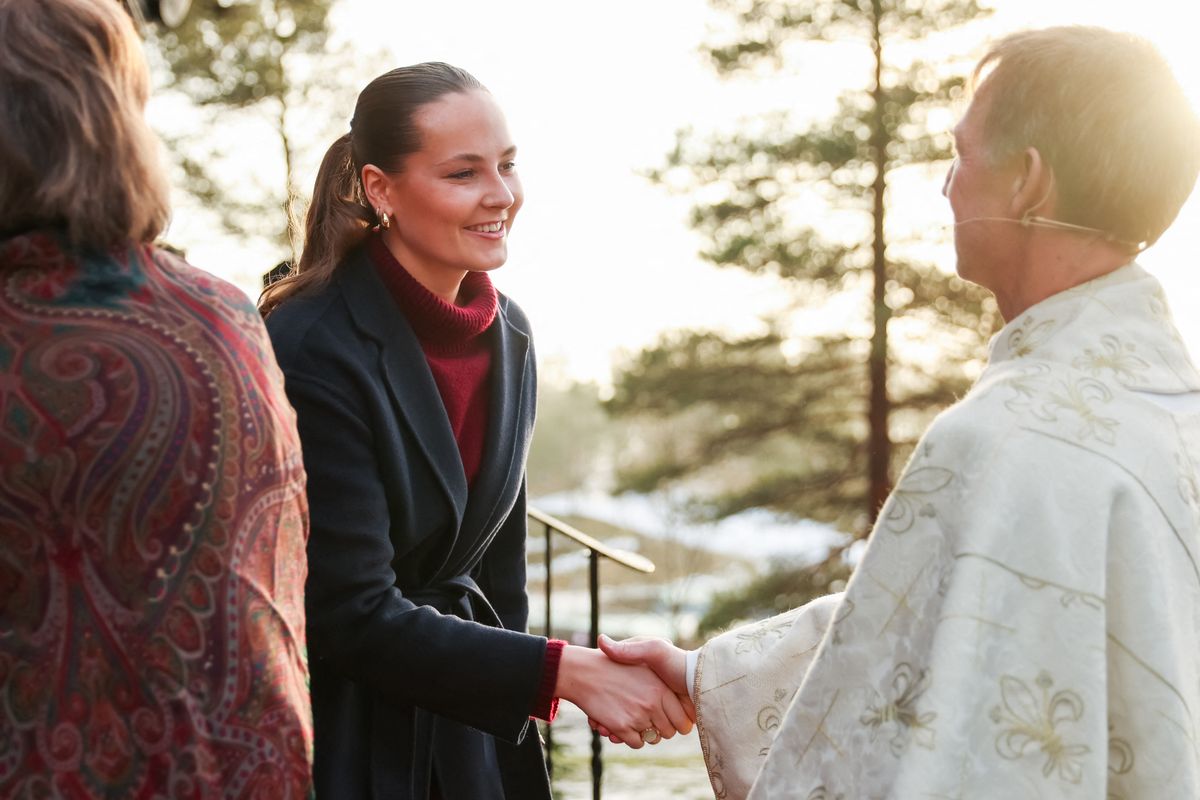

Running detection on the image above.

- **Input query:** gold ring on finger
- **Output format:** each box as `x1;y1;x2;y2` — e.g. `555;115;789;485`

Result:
640;727;661;745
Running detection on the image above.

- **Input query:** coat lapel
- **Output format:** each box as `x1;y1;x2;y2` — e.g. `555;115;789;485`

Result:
337;251;469;523
458;297;531;549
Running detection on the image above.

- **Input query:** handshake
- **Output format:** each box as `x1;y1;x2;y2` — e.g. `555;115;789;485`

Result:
554;635;694;749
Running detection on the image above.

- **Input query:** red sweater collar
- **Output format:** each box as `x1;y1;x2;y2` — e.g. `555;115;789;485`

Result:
367;235;499;354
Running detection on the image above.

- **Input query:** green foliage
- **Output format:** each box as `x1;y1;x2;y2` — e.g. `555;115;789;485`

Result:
612;328;947;532
147;0;355;259
705;0;989;73
527;380;616;498
151;0;334;108
697;557;852;638
611;0;998;541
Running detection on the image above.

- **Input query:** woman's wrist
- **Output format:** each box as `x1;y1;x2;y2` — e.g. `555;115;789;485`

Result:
554;643;600;705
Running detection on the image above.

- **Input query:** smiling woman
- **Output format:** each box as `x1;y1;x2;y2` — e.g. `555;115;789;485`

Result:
360;89;523;302
258;62;692;800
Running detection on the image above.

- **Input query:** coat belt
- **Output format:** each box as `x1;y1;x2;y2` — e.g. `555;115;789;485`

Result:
405;574;504;629
398;574;510;799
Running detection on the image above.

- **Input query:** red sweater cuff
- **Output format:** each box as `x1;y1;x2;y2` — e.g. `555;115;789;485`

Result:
531;639;566;722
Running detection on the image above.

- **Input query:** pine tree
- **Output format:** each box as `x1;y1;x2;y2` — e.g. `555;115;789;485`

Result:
610;0;999;541
147;0;352;263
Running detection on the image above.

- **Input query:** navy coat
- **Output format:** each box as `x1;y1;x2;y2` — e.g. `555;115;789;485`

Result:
266;247;552;800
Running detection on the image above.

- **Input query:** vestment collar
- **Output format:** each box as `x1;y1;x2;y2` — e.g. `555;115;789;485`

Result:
987;262;1200;394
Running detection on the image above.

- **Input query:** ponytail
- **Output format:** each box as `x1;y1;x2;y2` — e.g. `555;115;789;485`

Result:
259;133;375;316
259;63;486;317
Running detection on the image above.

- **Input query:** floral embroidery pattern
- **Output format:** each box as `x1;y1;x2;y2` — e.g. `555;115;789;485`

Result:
1105;722;1136;800
955;553;1104;611
1072;335;1151;385
1007;315;1059;358
1108;728;1134;775
860;663;936;756
757;687;797;755
1003;363;1054;411
883;466;955;534
1009;376;1119;445
734;616;794;655
806;786;844;800
990;671;1091;783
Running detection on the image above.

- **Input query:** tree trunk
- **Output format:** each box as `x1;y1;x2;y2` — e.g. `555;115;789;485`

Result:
277;85;300;266
867;0;892;526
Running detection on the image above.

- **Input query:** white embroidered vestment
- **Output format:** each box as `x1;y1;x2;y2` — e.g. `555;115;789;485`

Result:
694;264;1200;799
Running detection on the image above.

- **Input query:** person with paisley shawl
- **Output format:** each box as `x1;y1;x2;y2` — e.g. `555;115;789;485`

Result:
0;0;314;796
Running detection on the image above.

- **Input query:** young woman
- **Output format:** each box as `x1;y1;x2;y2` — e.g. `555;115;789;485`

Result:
261;63;690;800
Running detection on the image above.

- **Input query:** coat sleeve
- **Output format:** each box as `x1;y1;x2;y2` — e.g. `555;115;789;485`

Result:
284;372;547;742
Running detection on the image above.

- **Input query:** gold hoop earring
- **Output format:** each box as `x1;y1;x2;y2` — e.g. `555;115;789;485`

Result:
378;210;391;230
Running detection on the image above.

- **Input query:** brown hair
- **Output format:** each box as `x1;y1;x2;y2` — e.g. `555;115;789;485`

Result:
0;0;170;248
259;62;484;316
974;26;1200;249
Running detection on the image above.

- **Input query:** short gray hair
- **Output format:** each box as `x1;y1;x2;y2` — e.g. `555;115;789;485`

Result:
975;26;1200;248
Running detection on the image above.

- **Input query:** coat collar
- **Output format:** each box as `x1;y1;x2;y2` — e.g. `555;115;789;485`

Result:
460;294;530;545
335;248;531;544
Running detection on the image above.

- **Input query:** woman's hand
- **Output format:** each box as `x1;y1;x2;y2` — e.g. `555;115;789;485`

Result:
587;634;693;744
554;644;693;748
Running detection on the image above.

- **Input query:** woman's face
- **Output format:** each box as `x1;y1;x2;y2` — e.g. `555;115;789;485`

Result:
380;89;523;282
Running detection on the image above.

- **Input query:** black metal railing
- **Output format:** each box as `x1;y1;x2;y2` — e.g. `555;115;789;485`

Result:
527;506;655;800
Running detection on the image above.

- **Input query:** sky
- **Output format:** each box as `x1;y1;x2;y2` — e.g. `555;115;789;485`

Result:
150;0;1200;388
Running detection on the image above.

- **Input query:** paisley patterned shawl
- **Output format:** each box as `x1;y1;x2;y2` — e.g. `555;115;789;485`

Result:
696;263;1200;799
0;231;312;798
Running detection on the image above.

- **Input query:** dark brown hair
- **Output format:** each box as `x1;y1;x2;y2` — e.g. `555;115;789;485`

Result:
0;0;170;248
259;62;484;315
975;26;1200;249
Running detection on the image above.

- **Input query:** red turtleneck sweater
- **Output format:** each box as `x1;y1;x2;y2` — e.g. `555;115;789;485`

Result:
370;236;495;485
369;236;563;723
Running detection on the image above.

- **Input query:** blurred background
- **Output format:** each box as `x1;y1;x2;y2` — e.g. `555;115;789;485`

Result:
138;1;1200;795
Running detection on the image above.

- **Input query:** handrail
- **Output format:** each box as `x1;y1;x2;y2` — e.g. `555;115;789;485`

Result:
528;505;656;800
527;507;655;574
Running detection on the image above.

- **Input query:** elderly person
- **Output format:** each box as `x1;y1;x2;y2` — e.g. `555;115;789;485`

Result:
0;0;311;796
601;26;1200;798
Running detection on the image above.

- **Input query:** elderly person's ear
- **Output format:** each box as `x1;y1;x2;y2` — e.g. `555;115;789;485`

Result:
1011;147;1053;219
